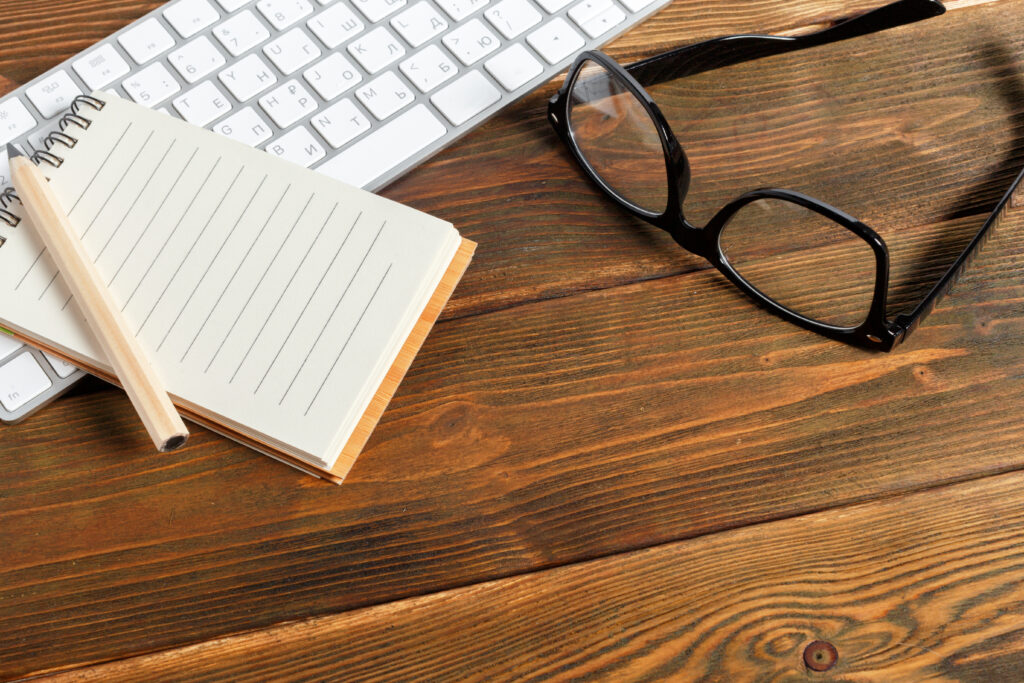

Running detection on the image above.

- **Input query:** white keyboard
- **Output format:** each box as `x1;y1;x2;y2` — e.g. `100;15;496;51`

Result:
0;333;83;422
0;0;670;422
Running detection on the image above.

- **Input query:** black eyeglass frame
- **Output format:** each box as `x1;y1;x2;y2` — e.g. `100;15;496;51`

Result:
548;0;1020;351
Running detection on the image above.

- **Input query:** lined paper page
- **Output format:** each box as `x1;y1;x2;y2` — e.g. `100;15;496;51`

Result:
0;94;460;466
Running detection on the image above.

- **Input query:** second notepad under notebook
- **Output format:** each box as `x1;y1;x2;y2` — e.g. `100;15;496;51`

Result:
0;93;469;475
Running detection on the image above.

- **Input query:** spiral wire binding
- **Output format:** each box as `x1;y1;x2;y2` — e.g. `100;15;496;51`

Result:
59;113;92;132
1;187;20;228
32;94;106;169
1;95;106;241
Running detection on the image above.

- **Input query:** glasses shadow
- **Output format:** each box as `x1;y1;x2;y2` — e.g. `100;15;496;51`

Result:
886;39;1024;316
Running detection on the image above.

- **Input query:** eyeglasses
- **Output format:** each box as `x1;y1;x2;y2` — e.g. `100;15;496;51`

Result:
548;0;1023;351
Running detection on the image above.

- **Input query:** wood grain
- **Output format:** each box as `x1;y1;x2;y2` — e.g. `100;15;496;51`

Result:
2;201;1023;677
2;0;1023;679
42;469;1024;682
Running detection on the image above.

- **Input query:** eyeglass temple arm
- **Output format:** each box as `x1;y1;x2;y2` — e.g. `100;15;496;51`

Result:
624;0;946;88
890;165;1024;344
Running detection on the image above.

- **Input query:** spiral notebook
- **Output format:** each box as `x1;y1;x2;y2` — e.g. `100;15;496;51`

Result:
0;94;475;483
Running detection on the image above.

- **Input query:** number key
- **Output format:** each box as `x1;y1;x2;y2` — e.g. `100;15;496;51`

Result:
257;0;314;29
214;10;272;56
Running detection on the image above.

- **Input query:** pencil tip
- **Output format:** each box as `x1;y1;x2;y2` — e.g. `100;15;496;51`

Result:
6;143;24;159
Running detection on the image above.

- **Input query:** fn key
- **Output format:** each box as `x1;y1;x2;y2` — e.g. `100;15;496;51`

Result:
0;352;52;413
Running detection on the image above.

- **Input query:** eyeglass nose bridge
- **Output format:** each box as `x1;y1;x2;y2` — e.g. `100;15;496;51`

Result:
663;134;693;224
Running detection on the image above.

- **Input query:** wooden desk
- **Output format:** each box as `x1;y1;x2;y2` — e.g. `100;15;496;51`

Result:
2;0;1023;679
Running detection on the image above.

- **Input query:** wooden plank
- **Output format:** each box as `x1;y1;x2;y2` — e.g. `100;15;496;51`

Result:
2;201;1023;678
41;470;1024;682
2;0;1024;678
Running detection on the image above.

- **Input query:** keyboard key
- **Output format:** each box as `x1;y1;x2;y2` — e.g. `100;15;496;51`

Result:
118;18;176;64
348;27;406;74
43;353;78;379
0;147;10;186
214;106;273;145
351;0;407;23
165;0;221;38
356;71;414;120
122;63;182;106
73;44;132;91
217;0;255;10
257;0;314;29
303;54;363;100
316;104;446;187
485;0;541;39
443;19;499;66
25;71;82;119
400;45;458;93
619;0;656;11
0;99;36;146
259;79;318;127
266;125;326;167
214;9;271;56
219;54;279;101
535;0;572;12
527;18;584;64
578;5;624;38
0;352;52;412
430;69;499;125
24;129;49;153
311;98;371;148
307;3;365;48
568;0;610;25
435;0;489;22
0;334;23;363
390;2;448;48
169;36;228;84
263;28;322;75
484;43;542;91
173;81;233;125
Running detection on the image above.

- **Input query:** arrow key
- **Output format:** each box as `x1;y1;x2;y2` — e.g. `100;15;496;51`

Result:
526;18;584;65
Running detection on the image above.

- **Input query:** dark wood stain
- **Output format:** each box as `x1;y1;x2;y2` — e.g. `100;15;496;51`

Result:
40;471;1024;682
2;0;1023;679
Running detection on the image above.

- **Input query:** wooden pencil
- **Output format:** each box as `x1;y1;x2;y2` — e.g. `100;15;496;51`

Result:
7;143;188;452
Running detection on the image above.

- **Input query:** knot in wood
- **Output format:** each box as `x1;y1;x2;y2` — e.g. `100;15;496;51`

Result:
803;640;838;672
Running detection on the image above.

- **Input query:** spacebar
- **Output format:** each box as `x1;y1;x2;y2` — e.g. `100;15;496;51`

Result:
315;105;448;189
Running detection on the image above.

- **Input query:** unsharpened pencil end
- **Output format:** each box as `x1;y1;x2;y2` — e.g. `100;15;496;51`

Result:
160;433;189;452
6;143;24;160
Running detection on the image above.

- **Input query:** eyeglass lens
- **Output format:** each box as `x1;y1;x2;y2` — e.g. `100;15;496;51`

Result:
719;198;878;328
568;59;669;215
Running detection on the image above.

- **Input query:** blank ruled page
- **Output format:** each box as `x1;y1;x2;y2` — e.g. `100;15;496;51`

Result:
0;94;461;467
